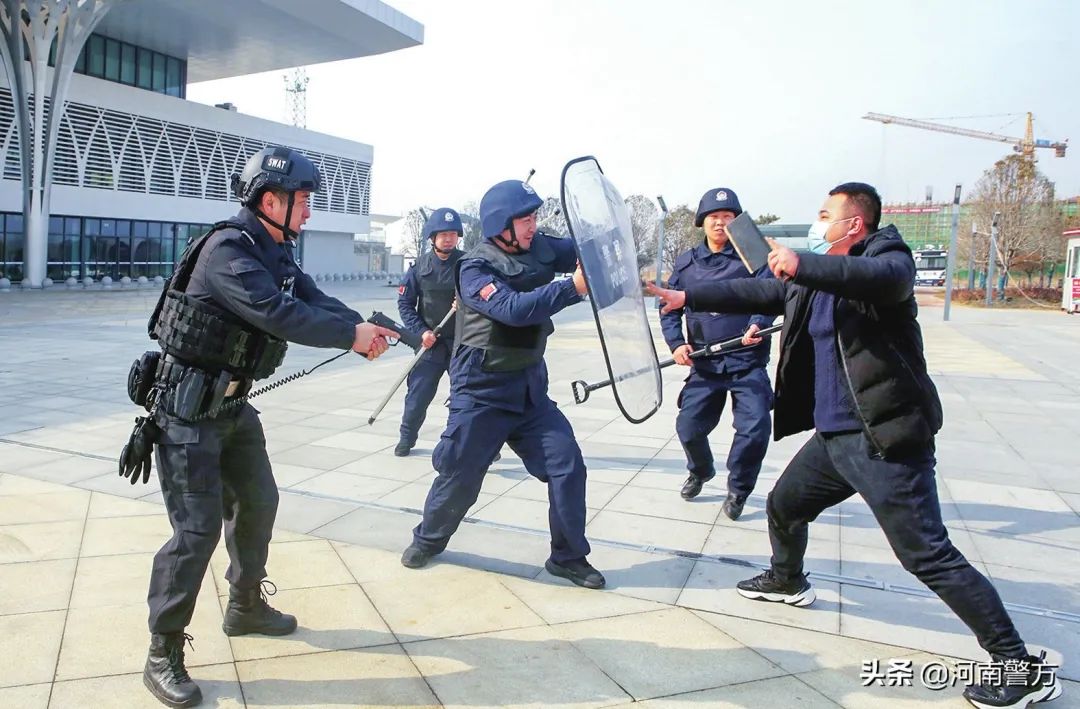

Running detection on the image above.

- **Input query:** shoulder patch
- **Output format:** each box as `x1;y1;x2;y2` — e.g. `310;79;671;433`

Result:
398;284;406;296
479;283;498;301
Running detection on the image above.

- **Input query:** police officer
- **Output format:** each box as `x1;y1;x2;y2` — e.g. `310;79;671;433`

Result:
134;146;395;708
394;208;463;456
662;188;774;518
399;179;605;589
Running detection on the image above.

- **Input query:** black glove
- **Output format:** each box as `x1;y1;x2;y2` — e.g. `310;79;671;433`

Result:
119;415;160;485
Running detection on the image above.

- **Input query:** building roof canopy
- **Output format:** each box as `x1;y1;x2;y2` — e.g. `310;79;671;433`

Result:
96;0;423;82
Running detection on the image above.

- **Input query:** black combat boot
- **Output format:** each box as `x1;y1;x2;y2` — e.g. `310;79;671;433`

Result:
143;632;202;708
221;580;297;637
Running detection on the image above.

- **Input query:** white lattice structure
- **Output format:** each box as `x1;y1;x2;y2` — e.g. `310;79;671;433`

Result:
0;0;115;287
0;88;371;216
0;0;422;286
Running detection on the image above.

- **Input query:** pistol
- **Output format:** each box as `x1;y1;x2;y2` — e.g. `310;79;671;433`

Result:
367;311;422;351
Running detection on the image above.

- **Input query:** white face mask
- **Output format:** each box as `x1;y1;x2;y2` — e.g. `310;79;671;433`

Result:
806;217;856;255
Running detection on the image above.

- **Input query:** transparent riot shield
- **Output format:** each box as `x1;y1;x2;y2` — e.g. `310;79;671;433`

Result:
560;156;662;423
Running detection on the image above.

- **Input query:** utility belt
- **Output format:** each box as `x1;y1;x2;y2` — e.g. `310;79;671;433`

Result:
157;354;251;421
128;350;251;422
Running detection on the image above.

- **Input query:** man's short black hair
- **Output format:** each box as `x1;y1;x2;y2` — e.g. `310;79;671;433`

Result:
829;182;881;232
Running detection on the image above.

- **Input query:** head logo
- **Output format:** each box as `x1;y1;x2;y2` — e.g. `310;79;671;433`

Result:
264;156;289;173
521;182;536;195
444;211;455;222
716;190;728;201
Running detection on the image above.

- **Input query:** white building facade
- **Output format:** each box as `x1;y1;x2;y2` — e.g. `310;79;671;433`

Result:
0;0;423;287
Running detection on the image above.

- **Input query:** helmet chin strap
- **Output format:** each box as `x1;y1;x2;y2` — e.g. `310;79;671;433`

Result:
495;222;522;253
254;192;299;240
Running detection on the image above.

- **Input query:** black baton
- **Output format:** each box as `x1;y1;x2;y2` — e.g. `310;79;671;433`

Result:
571;323;782;404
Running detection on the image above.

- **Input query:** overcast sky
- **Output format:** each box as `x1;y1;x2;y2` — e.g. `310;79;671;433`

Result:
188;0;1078;226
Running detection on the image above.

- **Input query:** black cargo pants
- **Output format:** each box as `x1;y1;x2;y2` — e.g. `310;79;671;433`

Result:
147;404;278;634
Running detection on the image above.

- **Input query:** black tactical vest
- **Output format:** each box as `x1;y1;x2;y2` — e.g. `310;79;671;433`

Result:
148;221;288;380
417;249;462;331
455;235;559;372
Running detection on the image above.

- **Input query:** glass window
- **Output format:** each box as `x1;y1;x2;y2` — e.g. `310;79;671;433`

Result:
120;42;136;85
87;35;105;77
104;38;121;82
166;57;181;97
48;36;57;68
152;53;166;93
148;222;162;238
6;213;23;232
100;219;116;237
137;47;153;90
75;43;86;74
116;219;131;237
49;216;63;234
85;218;100;236
47;233;64;261
6;232;24;264
132;221;147;238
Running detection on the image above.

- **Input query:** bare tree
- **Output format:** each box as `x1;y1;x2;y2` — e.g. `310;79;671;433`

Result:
624;194;659;272
536;196;568;235
401;208;426;258
458;200;483;251
659;204;702;284
968;155;1059;289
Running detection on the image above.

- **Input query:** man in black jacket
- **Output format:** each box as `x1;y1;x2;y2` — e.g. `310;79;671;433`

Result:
648;183;1060;709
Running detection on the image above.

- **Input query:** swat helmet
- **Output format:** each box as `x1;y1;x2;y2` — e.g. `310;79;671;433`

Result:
694;187;743;227
479;180;544;250
231;146;322;239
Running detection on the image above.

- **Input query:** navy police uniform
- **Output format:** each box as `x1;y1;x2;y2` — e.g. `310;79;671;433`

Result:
395;208;463;453
403;180;605;589
661;188;774;508
147;205;361;635
134;147;366;708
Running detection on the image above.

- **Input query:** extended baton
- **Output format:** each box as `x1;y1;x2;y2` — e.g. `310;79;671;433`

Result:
570;324;783;405
367;306;456;425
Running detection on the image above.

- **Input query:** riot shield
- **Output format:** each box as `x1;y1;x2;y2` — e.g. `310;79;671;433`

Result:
560;156;662;423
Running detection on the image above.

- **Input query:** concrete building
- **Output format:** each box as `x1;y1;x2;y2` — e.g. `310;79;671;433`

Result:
0;0;423;288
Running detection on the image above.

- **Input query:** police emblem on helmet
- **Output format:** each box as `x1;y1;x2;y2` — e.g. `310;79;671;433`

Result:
444;212;454;222
716;191;727;201
522;182;536;195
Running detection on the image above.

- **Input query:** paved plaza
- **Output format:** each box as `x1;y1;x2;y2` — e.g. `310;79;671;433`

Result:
1;281;1078;708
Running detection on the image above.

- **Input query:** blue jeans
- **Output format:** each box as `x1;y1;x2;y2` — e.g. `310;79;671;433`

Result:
767;430;1026;658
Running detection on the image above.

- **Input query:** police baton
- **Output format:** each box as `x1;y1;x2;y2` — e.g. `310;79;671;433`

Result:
570;324;783;405
367;306;457;425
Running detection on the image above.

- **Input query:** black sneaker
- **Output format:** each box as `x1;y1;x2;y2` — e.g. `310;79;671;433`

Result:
401;544;433;569
143;632;202;708
736;569;816;607
962;650;1062;709
545;557;606;589
722;493;747;521
680;472;715;501
221;581;297;637
394;439;413;457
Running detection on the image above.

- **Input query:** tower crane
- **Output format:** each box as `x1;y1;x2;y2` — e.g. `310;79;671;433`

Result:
863;112;1067;160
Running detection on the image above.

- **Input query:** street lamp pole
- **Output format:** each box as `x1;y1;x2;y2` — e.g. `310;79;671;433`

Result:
943;183;962;321
653;195;669;307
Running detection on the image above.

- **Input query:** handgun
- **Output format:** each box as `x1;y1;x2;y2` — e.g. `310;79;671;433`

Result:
367;311;422;351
